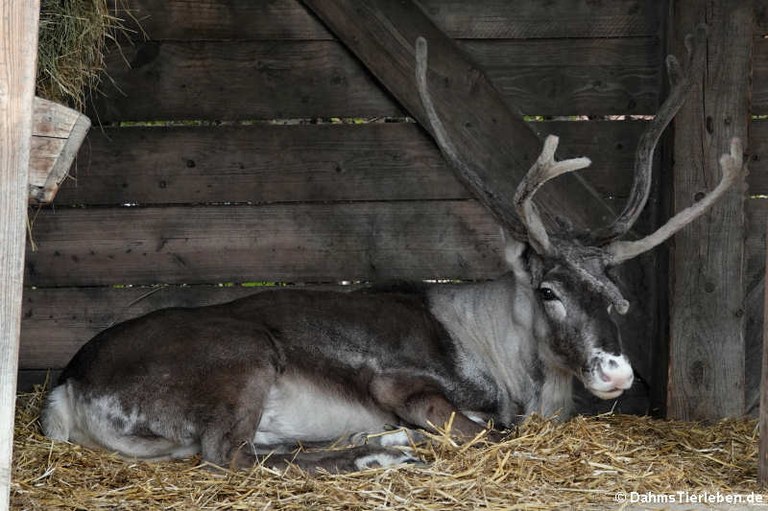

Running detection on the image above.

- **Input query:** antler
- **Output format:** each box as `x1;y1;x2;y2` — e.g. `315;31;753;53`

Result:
590;24;708;244
415;37;591;255
606;137;746;264
512;135;591;255
415;37;466;185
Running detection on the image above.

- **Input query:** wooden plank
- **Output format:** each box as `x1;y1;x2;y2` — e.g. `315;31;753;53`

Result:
463;38;660;116
56;120;646;206
761;220;768;484
417;0;663;39
666;0;751;420
24;201;506;287
752;37;768;115
90;40;398;121
746;120;768;194
32;97;82;138
89;38;660;121
744;198;768;416
759;0;768;34
0;0;39;509
116;0;661;41
29;97;91;204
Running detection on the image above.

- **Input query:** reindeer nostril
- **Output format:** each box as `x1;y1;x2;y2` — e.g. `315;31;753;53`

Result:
608;359;618;369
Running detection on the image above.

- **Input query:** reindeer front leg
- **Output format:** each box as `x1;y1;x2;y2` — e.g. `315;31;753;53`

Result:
370;373;496;440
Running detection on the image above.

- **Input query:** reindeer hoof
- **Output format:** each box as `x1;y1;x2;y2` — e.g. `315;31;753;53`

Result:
351;427;427;448
353;447;424;471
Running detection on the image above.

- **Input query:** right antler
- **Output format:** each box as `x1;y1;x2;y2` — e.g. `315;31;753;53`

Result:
606;138;746;264
590;24;708;244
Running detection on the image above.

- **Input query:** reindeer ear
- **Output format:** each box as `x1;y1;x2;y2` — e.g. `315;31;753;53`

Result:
501;229;525;268
502;229;539;284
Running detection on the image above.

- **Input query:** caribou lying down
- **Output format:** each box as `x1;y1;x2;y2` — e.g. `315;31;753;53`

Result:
42;30;745;472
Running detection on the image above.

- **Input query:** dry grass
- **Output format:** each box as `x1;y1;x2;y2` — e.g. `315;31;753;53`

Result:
11;388;765;510
36;0;129;111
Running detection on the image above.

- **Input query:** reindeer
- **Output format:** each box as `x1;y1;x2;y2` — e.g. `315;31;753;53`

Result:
41;27;745;472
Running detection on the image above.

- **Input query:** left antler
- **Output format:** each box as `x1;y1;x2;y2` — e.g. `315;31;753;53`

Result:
415;37;591;254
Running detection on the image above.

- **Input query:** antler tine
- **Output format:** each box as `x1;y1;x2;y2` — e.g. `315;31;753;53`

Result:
590;24;708;244
415;37;465;182
606;137;746;264
513;135;591;255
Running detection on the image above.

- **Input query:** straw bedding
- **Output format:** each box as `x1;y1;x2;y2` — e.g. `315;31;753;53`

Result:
10;387;765;510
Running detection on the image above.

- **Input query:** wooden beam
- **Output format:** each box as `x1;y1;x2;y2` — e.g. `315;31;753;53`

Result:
751;32;768;115
760;221;768;485
56;120;645;206
24;201;504;287
113;0;662;41
299;0;616;238
667;0;751;420
0;0;40;508
90;39;661;122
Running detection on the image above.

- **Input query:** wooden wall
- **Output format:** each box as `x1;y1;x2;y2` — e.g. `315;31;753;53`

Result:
745;1;768;416
20;0;760;416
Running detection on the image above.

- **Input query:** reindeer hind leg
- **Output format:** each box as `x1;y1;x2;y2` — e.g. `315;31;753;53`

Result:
253;443;422;473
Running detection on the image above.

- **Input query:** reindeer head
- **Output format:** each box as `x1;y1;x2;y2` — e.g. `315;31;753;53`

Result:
415;26;746;401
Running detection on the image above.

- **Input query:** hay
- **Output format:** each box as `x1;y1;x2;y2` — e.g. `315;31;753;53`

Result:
36;0;129;111
11;388;765;510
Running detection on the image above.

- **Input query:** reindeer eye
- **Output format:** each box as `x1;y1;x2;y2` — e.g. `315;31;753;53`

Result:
538;287;559;302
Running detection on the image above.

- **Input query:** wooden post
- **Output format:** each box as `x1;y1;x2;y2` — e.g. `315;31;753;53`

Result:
0;1;40;508
300;0;617;238
760;223;768;485
666;0;751;420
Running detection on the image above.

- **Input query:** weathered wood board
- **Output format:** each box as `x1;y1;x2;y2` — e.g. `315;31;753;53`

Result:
743;120;768;194
89;38;661;121
57;120;646;206
1;0;39;508
751;36;768;115
29;97;90;204
116;0;662;41
743;198;768;415
25;201;505;287
666;0;751;420
760;221;768;484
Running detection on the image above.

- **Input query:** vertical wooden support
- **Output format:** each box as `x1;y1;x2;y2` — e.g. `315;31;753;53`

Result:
667;0;751;420
0;1;40;508
760;223;768;485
